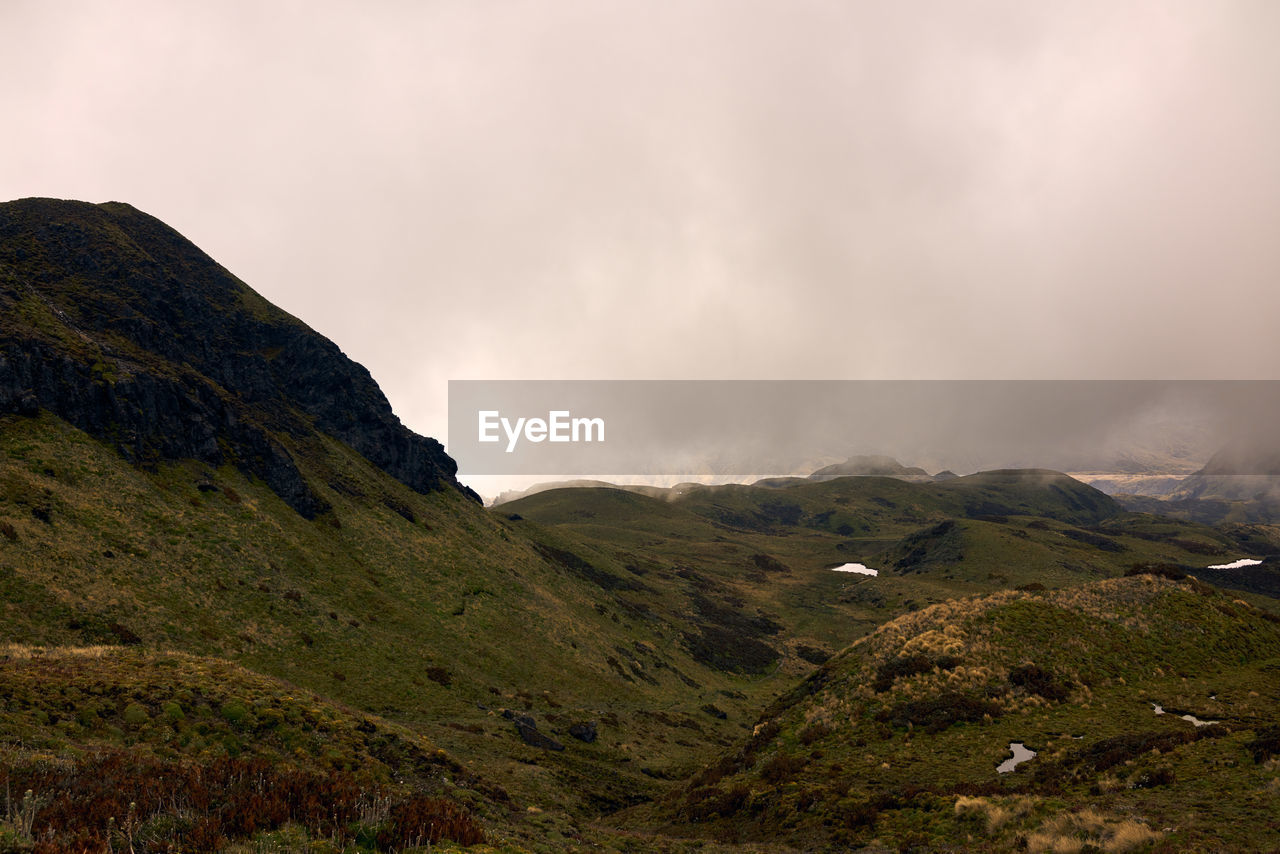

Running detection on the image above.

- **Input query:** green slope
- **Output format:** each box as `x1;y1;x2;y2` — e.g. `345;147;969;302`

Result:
0;412;838;847
5;198;1280;852
499;474;1259;663
644;573;1280;852
0;645;488;851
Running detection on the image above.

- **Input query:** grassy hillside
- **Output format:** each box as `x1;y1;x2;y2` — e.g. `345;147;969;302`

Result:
500;473;1262;660
5;414;1280;850
5;199;1279;851
642;573;1280;852
5;412;1277;851
0;411;851;848
0;645;488;852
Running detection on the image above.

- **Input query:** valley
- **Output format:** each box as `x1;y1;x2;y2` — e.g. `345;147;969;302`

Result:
2;199;1279;852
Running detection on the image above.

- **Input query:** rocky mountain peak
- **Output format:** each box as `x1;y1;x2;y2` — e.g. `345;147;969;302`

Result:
0;197;476;516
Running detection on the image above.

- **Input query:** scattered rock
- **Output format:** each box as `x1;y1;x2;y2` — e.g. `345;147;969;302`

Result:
569;721;598;742
511;713;564;751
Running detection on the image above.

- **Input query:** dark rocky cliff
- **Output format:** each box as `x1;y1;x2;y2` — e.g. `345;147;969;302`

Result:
0;197;476;516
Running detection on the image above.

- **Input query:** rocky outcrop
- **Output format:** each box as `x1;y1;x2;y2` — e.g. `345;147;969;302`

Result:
502;710;565;751
0;338;327;516
0;198;477;515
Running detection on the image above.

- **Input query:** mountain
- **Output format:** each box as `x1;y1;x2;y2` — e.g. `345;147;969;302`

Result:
3;198;1279;851
808;455;938;482
1107;437;1280;525
1169;438;1280;505
0;198;475;516
490;478;685;506
0;199;786;848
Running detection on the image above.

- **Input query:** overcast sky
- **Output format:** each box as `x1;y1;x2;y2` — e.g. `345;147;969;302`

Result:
4;1;1279;490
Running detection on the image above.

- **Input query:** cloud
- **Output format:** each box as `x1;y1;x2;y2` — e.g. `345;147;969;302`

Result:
3;0;1279;465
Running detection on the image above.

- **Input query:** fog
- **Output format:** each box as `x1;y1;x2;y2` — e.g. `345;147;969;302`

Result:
4;2;1279;496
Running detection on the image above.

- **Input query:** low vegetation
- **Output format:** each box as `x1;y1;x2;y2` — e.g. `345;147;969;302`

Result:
4;200;1280;849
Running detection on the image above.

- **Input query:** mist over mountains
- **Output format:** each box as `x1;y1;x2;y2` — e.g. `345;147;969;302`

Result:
2;199;1279;852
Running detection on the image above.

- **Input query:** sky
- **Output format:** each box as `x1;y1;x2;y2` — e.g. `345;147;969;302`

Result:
4;1;1280;493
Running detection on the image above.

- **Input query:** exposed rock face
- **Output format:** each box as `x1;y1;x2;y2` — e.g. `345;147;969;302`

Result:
0;198;477;515
502;711;565;751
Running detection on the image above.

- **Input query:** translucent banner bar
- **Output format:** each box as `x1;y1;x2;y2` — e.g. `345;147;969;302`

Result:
447;380;1278;477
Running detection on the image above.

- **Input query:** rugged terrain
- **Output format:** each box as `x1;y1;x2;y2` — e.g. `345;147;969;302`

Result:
2;199;1278;852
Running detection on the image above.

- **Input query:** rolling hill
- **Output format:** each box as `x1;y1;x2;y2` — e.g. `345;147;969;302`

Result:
643;572;1280;852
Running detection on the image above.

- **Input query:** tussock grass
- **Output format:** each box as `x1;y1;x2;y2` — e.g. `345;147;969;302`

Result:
954;794;1035;831
1025;809;1161;853
0;642;123;659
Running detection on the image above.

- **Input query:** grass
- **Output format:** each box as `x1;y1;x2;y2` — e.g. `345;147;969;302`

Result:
7;409;1277;849
5;406;1280;850
0;644;492;852
640;574;1280;851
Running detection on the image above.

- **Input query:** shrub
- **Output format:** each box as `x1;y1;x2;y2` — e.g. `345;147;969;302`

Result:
1008;663;1071;702
376;796;485;848
760;753;807;783
2;752;485;852
219;701;249;725
122;703;149;727
1131;766;1175;788
1247;726;1280;763
681;785;751;822
873;654;961;692
876;692;1001;733
799;722;834;746
1125;563;1186;581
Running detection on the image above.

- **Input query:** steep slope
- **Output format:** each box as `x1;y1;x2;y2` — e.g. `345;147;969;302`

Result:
0;199;863;847
1110;438;1280;525
646;573;1280;852
0;197;474;516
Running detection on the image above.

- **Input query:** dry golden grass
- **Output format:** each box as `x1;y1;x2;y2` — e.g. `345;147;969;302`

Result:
1026;808;1162;853
0;642;123;660
955;795;1036;832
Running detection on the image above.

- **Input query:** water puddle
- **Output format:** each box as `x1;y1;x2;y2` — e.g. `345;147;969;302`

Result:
1207;558;1264;570
1151;703;1217;727
996;742;1036;773
830;563;878;576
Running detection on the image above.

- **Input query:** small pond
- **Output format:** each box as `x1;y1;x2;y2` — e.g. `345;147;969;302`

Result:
829;563;878;576
1152;702;1217;727
1207;558;1263;570
996;742;1036;774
